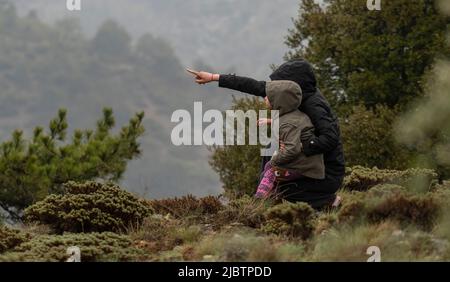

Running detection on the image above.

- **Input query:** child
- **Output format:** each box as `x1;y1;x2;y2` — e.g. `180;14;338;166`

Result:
255;80;325;198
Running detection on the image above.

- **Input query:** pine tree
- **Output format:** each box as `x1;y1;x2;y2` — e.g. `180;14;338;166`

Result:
286;0;450;109
0;108;145;218
209;97;266;197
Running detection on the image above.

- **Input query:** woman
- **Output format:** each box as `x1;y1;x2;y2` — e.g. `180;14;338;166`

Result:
187;59;345;209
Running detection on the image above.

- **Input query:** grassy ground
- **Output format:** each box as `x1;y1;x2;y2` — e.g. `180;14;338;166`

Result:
1;167;450;262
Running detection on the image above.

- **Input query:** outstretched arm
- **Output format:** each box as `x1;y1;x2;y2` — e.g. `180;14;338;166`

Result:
218;74;266;98
186;69;266;97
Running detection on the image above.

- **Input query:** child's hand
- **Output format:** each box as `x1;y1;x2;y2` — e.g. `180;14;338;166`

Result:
257;118;272;126
279;141;286;152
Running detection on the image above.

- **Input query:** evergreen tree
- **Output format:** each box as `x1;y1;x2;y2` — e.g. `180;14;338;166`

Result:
286;0;450;109
283;0;449;170
209;97;266;197
0;108;144;218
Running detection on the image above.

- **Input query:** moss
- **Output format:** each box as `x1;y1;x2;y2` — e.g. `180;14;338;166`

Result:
261;202;315;240
24;181;151;233
0;232;144;262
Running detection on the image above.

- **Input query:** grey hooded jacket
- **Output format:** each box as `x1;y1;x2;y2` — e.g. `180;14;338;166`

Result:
267;81;325;179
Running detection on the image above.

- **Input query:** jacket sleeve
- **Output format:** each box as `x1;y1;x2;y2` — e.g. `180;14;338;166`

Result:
302;101;340;157
271;124;303;167
218;74;266;97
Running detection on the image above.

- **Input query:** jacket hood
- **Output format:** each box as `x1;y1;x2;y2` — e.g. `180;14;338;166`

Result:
270;59;317;98
266;81;302;116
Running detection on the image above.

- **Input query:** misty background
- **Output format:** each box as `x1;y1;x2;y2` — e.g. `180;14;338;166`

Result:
1;0;300;198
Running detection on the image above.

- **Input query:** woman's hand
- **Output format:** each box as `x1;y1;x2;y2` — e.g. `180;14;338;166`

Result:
186;68;219;85
257;118;272;126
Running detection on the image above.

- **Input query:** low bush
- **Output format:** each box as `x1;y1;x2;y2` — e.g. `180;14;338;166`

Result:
261;202;315;240
343;166;437;191
24;181;151;233
0;232;144;262
0;226;31;253
337;184;440;230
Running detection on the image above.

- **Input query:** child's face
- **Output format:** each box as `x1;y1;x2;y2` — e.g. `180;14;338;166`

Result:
264;97;271;109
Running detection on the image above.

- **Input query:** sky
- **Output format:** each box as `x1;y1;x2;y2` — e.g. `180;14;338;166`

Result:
15;0;301;79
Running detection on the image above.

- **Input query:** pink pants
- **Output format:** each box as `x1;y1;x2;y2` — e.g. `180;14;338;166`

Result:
255;162;303;198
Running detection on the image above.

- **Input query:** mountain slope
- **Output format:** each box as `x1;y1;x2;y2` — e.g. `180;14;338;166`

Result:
13;0;300;79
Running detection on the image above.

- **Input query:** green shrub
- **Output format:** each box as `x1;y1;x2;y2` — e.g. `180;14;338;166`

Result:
261;202;315;240
0;108;144;216
341;105;413;169
0;232;144;262
337;184;439;230
314;211;339;235
367;193;439;231
343;166;437;191
209;97;267;197
0;226;31;253
24;181;151;233
336;192;367;224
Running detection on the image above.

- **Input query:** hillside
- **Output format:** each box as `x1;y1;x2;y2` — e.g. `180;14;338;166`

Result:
1;166;450;262
0;3;245;199
12;0;300;79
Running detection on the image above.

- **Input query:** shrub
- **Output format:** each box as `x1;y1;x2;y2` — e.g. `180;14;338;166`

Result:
24;181;151;233
261;202;315;240
336;192;367;224
337;184;440;230
367;193;439;231
314;211;339;235
0;108;144;217
209;97;267;197
343;166;437;191
0;232;144;262
214;195;270;229
341;105;414;169
148;195;223;219
0;226;31;253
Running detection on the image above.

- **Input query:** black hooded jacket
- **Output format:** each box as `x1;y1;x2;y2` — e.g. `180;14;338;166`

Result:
218;59;345;178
